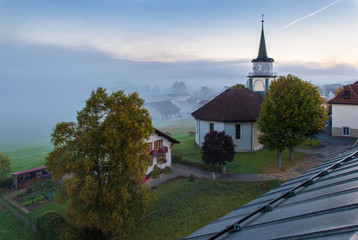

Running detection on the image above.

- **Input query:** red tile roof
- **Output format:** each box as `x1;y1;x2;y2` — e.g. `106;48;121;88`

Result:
191;88;263;122
328;82;358;105
11;166;47;176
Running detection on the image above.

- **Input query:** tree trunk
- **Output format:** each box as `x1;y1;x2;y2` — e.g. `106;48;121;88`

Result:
277;149;282;168
289;148;294;161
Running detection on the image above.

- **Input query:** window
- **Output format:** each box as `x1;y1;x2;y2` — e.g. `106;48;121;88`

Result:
344;91;350;99
209;123;214;131
157;154;167;164
235;124;241;139
154;140;163;150
343;127;350;136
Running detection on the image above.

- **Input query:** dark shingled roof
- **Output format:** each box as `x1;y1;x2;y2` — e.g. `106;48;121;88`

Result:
328;82;358;105
191;88;263;122
184;147;358;240
145;101;180;114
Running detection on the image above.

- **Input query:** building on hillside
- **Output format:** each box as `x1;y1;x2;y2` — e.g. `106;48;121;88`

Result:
145;128;180;176
328;81;358;137
192;88;263;152
191;17;277;152
184;147;358;240
145;101;180;120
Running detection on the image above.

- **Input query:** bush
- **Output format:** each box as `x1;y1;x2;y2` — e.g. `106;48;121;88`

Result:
173;156;221;173
163;166;173;174
149;165;162;178
37;211;80;240
188;174;195;182
0;177;12;188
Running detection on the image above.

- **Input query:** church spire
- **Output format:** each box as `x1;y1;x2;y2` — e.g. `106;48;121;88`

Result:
252;15;274;62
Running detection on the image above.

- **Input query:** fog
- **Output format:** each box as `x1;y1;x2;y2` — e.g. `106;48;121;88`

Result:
0;43;357;149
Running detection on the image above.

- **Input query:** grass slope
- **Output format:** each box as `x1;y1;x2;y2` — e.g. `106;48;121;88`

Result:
129;179;283;240
0;206;37;240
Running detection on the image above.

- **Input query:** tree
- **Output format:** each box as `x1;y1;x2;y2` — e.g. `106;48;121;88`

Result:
0;153;11;181
46;87;154;239
201;131;235;169
258;74;327;168
231;83;246;89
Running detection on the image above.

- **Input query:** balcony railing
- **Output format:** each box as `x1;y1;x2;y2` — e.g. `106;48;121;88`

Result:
150;146;168;156
247;72;277;77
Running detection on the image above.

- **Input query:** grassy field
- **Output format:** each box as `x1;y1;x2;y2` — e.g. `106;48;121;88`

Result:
0;205;37;240
129;178;283;240
2;144;52;173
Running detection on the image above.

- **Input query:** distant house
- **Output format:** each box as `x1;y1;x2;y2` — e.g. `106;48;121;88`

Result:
192;88;263;152
146;128;180;175
167;93;191;105
198;99;210;108
328;81;358;138
145;101;180;120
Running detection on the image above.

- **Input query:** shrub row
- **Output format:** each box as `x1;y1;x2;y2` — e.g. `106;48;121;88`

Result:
172;156;221;173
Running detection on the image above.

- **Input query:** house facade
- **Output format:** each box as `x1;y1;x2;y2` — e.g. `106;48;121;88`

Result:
328;81;358;138
146;128;180;174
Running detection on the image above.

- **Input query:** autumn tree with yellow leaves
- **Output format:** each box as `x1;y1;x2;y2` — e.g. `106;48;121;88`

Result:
46;87;153;239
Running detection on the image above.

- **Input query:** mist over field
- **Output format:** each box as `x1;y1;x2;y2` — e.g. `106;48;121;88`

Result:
0;43;357;150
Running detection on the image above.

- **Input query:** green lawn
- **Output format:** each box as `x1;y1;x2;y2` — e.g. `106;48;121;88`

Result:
129;178;283;240
2;144;53;173
0;205;37;240
160;121;320;174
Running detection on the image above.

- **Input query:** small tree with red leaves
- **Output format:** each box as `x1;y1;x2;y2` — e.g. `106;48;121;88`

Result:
201;130;235;167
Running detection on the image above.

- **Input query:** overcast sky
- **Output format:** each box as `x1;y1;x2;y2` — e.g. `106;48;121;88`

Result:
0;0;357;149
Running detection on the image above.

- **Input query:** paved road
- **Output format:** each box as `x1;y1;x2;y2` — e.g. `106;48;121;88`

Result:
145;130;357;188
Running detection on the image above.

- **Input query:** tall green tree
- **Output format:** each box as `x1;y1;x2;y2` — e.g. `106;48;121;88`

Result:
258;74;327;168
46;87;154;239
0;153;11;181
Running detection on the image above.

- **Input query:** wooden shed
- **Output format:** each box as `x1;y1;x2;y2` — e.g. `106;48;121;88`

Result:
11;166;50;190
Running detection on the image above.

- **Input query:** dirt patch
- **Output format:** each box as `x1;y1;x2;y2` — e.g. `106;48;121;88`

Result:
267;155;327;181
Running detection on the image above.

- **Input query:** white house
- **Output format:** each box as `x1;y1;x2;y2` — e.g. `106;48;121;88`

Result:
328;81;358;138
146;128;180;175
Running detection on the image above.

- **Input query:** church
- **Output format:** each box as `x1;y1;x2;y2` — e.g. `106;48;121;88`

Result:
191;18;277;152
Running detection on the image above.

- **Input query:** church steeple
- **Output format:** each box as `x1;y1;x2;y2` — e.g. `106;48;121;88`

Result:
252;15;274;63
247;15;277;94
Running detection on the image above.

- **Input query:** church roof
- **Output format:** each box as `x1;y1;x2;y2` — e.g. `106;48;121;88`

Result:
328;82;358;105
191;88;263;122
252;18;274;63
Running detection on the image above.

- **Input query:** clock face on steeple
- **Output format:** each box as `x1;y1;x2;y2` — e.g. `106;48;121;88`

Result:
255;63;262;71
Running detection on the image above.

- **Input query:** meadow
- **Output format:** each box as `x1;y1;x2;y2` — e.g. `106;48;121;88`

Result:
0;119;318;239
